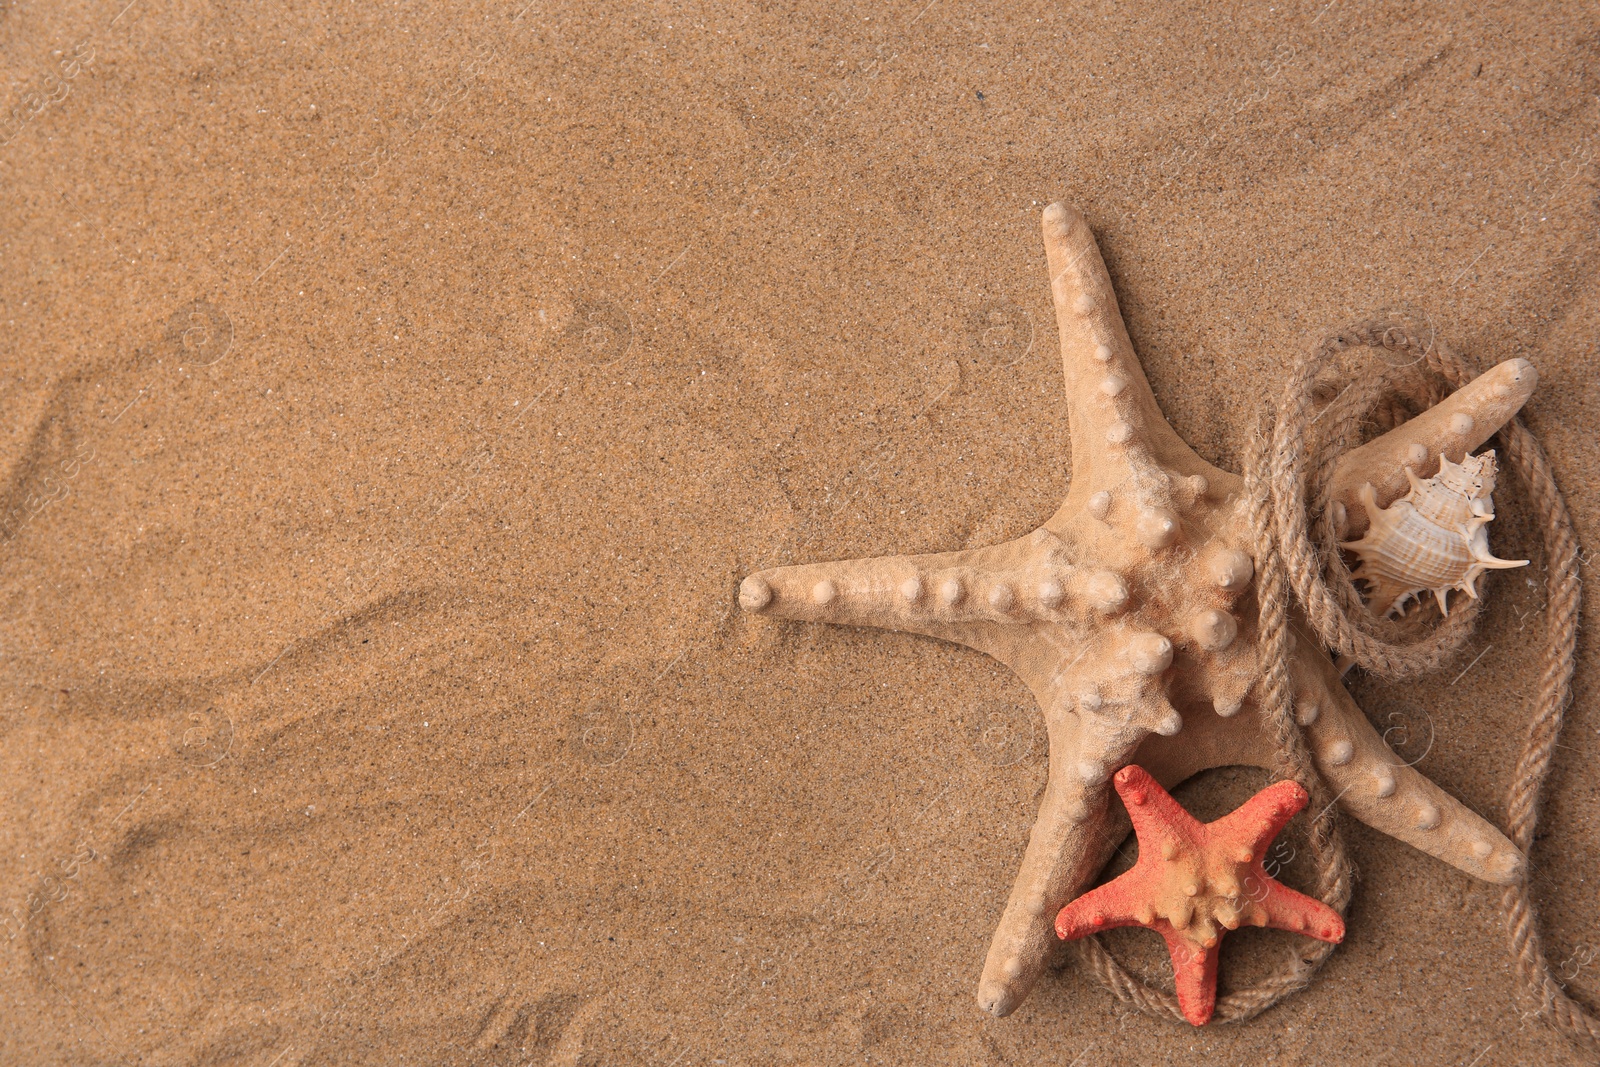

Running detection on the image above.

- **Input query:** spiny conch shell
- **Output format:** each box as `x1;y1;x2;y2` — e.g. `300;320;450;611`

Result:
1342;450;1528;617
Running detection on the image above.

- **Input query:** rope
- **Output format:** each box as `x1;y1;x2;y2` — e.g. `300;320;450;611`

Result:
1074;322;1591;1051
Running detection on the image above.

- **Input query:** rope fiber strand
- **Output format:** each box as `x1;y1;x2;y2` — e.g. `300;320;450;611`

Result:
1074;322;1591;1055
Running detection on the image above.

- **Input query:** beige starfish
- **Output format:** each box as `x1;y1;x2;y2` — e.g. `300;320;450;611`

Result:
737;203;1537;1017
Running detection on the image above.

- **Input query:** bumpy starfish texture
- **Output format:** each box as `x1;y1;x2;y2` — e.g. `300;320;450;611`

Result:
738;202;1535;1017
1054;765;1344;1026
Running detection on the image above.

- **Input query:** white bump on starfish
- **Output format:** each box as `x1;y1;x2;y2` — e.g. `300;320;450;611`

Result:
989;584;1015;612
1135;507;1180;548
1416;801;1442;831
740;202;1534;1018
1191;609;1238;651
1471;840;1494;858
812;579;836;606
1407;442;1428;466
1106;421;1133;444
1205;547;1254;592
1127;633;1173;675
739;576;772;611
1295;699;1320;726
1450;413;1474;435
1085;570;1129;613
1100;374;1128;397
900;576;923;602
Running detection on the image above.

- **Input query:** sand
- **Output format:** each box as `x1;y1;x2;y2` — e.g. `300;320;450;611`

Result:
1;1;1596;1063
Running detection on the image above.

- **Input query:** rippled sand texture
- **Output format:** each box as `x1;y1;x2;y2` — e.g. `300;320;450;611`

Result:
1;2;1597;1064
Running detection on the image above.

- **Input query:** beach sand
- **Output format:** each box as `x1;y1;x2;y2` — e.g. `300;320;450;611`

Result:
1;1;1597;1063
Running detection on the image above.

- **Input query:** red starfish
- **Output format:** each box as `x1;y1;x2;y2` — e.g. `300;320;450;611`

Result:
1054;765;1345;1025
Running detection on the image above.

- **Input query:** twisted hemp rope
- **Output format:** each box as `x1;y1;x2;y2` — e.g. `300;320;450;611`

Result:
1072;322;1590;1050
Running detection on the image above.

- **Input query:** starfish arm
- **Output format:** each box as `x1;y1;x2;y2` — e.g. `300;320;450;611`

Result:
1292;652;1525;884
1113;764;1203;845
976;711;1137;1017
1329;358;1536;537
738;530;1091;650
1053;868;1156;939
1041;203;1204;491
1157;929;1221;1026
1210;778;1309;857
1249;877;1346;943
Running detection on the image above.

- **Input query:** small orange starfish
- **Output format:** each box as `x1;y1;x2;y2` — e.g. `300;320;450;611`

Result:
1054;765;1344;1025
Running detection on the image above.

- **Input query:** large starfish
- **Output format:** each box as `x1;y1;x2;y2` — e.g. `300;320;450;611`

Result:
1054;765;1345;1026
737;202;1537;1016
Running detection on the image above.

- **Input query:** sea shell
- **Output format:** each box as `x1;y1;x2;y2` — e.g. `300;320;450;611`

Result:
1342;450;1528;617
